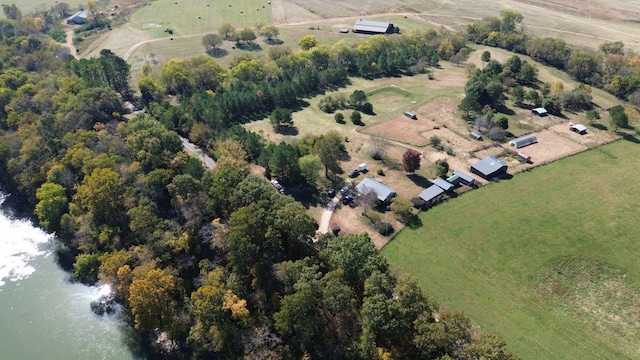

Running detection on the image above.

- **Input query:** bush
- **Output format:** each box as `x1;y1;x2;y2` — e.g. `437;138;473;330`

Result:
487;127;507;142
429;136;443;150
351;111;363;125
376;222;394;236
411;197;426;209
330;223;341;235
318;94;346;113
334;112;345;124
377;168;385;176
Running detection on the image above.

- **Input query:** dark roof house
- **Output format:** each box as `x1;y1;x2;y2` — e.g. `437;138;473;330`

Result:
67;10;87;25
353;19;394;34
470;156;508;179
355;177;396;203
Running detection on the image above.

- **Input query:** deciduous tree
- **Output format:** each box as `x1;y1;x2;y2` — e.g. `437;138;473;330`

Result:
402;148;421;173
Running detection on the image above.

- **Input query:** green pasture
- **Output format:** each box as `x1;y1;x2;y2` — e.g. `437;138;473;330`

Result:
382;138;640;359
128;0;271;35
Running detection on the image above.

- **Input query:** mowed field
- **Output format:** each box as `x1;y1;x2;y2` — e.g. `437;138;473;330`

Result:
382;138;640;359
13;0;86;13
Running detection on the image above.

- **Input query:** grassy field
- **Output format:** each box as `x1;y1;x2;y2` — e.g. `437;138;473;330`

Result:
382;138;640;359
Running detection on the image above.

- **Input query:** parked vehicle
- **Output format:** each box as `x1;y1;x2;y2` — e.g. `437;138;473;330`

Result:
348;169;360;178
340;186;350;196
328;188;336;198
270;179;285;194
342;194;354;205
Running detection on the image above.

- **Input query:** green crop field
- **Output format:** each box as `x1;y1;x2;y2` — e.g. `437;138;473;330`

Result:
382;138;640;359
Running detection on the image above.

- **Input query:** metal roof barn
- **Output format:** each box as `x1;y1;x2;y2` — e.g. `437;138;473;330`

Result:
509;135;537;149
355;178;397;203
470;157;508;179
453;170;475;186
419;185;444;203
433;178;454;192
353;19;394;34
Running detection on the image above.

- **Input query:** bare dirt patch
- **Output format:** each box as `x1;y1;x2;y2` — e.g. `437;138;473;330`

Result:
416;96;468;134
502;129;587;165
548;123;618;148
363;115;439;146
420;127;482;154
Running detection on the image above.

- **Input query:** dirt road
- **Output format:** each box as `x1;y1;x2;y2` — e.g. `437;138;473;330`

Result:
181;137;216;170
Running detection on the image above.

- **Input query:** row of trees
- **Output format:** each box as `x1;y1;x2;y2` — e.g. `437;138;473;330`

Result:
466;11;640;102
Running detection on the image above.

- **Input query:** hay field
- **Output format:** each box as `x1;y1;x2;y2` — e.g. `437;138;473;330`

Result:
383;137;640;359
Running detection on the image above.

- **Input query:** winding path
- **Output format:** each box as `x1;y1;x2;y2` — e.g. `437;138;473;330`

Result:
180;137;216;170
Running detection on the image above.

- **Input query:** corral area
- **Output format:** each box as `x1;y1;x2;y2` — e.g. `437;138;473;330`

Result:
383;138;640;359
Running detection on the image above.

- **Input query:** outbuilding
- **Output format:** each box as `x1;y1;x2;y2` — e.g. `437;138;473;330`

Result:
404;111;417;120
418;185;444;206
470;156;508;179
509;134;537;149
67;10;87;25
470;132;483;141
453;170;475;186
355;177;397;203
532;107;548;116
353;19;394;34
517;152;531;163
433;178;454;192
570;124;587;134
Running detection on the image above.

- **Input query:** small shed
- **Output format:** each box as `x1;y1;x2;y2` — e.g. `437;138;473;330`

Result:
453;170;475;186
418;185;444;205
66;10;87;25
470;157;508;179
355;177;396;203
570;124;587;134
470;132;483;141
433;178;454;192
404;111;417;120
353;19;394;34
509;135;537;149
446;174;460;186
339;28;349;34
532;107;548;116
517;152;531;163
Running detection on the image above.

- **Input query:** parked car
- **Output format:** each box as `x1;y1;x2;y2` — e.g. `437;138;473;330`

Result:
340;186;350;196
328;188;336;198
342;194;354;205
348;169;360;178
270;179;285;194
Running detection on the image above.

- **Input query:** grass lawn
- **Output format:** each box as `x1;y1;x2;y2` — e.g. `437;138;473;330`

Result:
382;137;640;359
12;0;86;14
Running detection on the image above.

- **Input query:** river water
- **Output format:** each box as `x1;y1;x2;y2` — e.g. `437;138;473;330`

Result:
0;194;134;359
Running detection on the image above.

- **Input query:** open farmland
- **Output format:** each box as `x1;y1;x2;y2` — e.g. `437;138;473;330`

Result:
12;0;86;13
382;137;640;360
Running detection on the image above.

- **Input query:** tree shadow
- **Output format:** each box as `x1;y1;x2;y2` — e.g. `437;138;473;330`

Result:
265;38;284;45
592;123;608;131
236;42;262;51
407;173;433;188
276;126;299;136
206;48;228;58
495;104;516;116
622;133;640;144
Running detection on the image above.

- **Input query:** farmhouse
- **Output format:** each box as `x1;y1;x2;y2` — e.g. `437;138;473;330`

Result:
453;170;475;186
66;10;87;25
471;156;508;179
353;19;394;34
433;178;454;192
418;185;444;205
355;177;396;203
532;107;548;116
509;134;537;149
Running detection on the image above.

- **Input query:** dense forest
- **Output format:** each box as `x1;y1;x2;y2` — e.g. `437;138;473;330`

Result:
0;4;525;359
